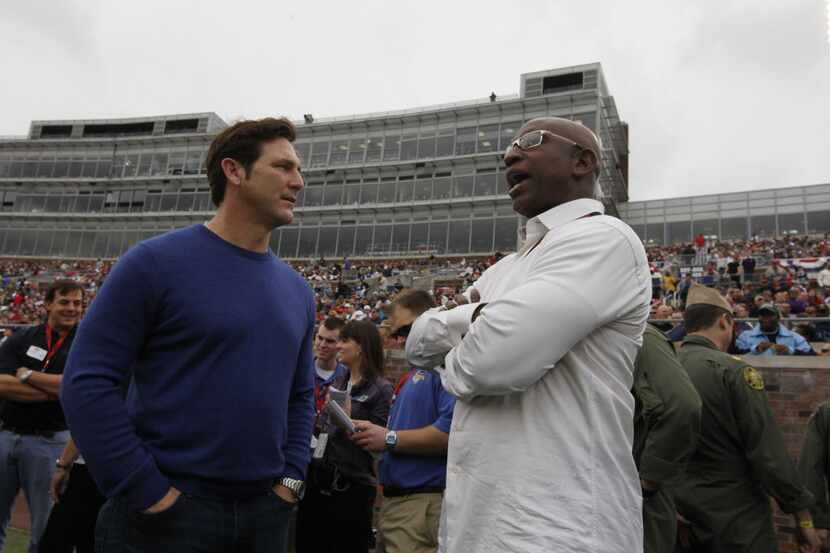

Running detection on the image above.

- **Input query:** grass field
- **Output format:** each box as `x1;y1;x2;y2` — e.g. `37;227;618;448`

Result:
6;528;29;553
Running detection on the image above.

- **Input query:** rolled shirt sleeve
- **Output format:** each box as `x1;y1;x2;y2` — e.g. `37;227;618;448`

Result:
405;303;479;370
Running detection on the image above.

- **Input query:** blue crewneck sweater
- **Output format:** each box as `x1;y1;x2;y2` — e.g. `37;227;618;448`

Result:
62;224;316;510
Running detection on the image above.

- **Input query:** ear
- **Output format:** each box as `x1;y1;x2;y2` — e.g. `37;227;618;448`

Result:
220;158;247;190
572;149;599;180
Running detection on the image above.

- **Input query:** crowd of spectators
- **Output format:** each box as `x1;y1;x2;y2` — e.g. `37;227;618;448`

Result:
5;235;830;346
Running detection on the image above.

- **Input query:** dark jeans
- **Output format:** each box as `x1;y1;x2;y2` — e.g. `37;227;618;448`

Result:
295;475;375;553
40;463;106;553
95;489;294;553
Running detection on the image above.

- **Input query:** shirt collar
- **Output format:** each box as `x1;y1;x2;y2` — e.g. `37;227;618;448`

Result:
524;198;605;242
751;323;791;337
682;334;719;350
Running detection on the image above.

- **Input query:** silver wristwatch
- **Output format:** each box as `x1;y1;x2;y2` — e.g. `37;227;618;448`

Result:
279;477;305;501
384;430;398;451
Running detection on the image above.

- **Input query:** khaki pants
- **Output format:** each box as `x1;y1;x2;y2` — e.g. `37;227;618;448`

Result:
378;493;442;553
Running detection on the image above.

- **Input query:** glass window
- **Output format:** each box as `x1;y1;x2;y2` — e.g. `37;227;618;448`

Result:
310;142;330;167
429;221;448;254
81;157;98;178
167;152;185;175
494;217;518;252
692;219;718;238
122;231;141;254
323;185;342;206
477;124;499;153
807;211;830;234
293;143;310;166
433;177;451;200
20;161;36;178
298;227;318;257
645;223;664;244
721;217;748;240
361;181;378;204
470;219;494;252
453;176;474;198
96;158;112;178
418;132;436;158
143;192;161;212
196;192;212;211
105;231;123;258
396;180;413;202
666;221;691;244
344;184;361;206
90;232;109;259
2;228;21;254
58;195;75;212
750;215;776;237
779;212;805;234
73;194;90;212
373;225;392;254
19;230;37;255
279;228;299;258
413;179;432;201
448;220;471;253
392;223;410;252
411;223;429;253
330;141;349;165
474;172;499;197
382;133;400;161
151;153;168;176
304;185;323;207
337;226;356;257
378;181;396;204
499;121;522;150
455;127;477;155
33;230;52;256
0;159;9;178
160;194;178;211
35;156;54;178
50;231;68;257
184;151;203;175
318;227;338;257
366;137;383;162
177;193;195;211
436;130;454;157
348;139;366;164
573;112;596;130
123;154;139;177
354;226;373;256
400;135;418;161
135;154;152;177
44;195;60;212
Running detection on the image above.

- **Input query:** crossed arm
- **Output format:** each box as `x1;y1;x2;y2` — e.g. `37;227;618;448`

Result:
0;371;54;402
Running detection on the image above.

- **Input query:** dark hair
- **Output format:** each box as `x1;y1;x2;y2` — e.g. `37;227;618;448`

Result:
321;316;346;332
683;304;732;333
206;117;297;207
45;280;84;303
340;320;384;381
391;289;435;317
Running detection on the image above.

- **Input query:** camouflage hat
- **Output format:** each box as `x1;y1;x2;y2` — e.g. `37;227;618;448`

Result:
686;284;733;314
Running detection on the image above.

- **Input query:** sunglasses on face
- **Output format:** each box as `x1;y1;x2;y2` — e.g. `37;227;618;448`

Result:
504;129;583;157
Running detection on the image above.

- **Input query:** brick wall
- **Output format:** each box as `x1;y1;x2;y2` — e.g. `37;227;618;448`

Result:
382;347;830;552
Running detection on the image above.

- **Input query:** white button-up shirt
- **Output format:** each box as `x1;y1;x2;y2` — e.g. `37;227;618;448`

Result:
406;198;651;553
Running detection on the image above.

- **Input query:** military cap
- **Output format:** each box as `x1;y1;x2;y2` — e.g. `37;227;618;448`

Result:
686;284;733;314
757;303;780;317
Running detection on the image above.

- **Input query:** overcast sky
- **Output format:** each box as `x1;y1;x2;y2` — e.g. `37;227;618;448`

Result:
1;0;828;201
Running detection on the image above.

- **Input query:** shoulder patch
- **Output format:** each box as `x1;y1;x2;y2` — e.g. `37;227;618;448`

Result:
743;366;765;391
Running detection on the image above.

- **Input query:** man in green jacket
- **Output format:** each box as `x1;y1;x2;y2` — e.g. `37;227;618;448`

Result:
798;401;830;549
632;324;702;553
675;284;819;553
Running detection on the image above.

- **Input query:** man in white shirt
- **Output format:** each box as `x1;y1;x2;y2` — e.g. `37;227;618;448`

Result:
406;117;651;553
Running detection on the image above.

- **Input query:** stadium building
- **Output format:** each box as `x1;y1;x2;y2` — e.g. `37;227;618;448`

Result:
4;60;827;261
0;62;628;260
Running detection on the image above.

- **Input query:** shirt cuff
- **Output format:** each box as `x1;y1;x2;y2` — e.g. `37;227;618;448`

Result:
445;303;479;343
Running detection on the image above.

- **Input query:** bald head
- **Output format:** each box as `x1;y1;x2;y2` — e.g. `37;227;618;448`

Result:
504;117;603;218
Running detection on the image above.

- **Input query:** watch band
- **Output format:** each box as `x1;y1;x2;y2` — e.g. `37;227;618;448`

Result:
20;370;33;383
55;458;72;470
279;477;305;501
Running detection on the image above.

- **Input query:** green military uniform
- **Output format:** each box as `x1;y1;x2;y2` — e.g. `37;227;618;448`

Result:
798;401;830;530
676;335;814;552
632;324;702;553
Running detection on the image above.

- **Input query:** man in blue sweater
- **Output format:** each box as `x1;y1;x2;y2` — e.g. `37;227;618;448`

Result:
61;117;316;553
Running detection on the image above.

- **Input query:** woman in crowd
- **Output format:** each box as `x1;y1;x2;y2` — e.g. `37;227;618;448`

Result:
296;320;393;553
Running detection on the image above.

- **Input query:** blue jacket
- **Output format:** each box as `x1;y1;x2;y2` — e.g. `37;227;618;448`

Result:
736;324;814;355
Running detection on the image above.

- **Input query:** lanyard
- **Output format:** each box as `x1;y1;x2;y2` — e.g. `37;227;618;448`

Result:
44;325;68;369
392;369;414;403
